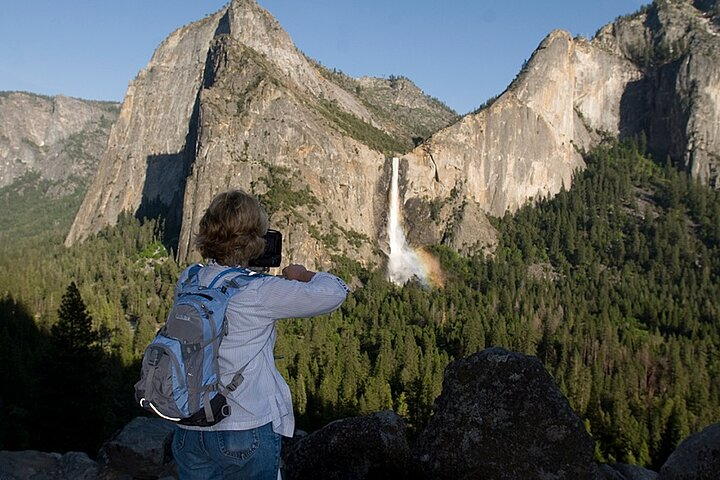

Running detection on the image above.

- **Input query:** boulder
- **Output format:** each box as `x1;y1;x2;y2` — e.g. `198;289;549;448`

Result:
411;347;598;479
60;451;101;479
599;462;658;480
0;450;99;479
282;410;410;480
96;417;176;479
659;422;720;480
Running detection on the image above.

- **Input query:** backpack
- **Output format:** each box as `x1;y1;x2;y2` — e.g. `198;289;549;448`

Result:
134;264;263;427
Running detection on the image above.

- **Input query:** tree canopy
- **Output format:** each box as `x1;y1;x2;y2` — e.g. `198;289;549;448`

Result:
0;139;718;468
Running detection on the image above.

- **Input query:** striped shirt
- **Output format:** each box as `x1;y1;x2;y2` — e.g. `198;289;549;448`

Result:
176;262;349;437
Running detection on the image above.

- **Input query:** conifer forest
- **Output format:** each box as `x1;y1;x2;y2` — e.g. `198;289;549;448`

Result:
1;140;719;470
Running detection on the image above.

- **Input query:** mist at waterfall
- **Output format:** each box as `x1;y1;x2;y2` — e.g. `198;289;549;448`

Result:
386;157;431;286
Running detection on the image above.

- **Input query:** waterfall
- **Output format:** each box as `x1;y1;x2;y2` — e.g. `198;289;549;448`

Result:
386;157;430;286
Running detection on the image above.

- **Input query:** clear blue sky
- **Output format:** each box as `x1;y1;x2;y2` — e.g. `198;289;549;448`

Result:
0;0;648;114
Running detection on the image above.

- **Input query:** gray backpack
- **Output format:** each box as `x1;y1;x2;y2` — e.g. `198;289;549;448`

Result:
134;265;264;426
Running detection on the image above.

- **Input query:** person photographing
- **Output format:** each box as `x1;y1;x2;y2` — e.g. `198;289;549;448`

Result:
171;189;349;479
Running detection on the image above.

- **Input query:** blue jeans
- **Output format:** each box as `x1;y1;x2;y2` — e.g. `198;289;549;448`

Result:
172;423;281;480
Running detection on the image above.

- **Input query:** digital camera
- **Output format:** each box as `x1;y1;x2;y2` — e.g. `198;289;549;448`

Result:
249;229;282;268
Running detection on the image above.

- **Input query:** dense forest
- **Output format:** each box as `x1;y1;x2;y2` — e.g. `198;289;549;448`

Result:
1;139;718;470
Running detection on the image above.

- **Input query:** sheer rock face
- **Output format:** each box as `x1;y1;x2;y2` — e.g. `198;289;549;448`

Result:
174;35;388;265
400;29;641;223
64;9;224;248
595;0;720;187
0;92;118;192
64;0;456;266
65;0;720;265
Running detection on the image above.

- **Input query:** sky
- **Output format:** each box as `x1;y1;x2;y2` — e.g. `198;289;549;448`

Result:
0;0;648;115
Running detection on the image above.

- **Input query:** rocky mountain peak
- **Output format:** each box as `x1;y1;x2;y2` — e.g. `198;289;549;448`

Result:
223;0;376;125
65;0;720;266
64;0;456;267
591;0;720;186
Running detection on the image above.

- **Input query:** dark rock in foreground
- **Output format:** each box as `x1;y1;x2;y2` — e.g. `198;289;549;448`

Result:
659;422;720;480
0;450;98;480
282;410;410;480
97;416;176;479
599;462;659;480
4;347;720;479
412;347;598;479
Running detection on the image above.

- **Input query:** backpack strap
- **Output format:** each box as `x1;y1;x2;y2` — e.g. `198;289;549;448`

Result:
208;267;254;289
181;263;204;288
221;330;273;395
208;267;273;404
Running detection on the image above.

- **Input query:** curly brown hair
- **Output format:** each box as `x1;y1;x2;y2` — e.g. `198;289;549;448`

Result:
195;190;268;266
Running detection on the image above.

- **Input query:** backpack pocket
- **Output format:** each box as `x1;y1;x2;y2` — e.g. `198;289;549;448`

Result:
135;336;189;420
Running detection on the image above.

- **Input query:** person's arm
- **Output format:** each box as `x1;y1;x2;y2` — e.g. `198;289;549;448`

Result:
253;264;349;320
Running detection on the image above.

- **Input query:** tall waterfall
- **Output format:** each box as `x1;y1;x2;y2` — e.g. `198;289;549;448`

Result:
386;157;431;286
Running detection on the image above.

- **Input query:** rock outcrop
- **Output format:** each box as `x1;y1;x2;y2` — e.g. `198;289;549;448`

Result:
64;0;457;266
412;347;599;479
400;29;638;225
282;410;410;480
658;422;720;480
594;0;720;187
1;348;719;479
96;416;176;479
599;462;659;480
0;450;99;480
0;92;118;194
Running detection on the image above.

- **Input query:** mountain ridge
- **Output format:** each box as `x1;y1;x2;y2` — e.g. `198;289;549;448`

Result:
55;0;720;268
0;91;118;195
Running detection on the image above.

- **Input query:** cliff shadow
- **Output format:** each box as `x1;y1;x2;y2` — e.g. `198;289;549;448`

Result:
620;58;689;168
135;152;191;255
136;88;202;256
646;59;689;168
619;77;649;141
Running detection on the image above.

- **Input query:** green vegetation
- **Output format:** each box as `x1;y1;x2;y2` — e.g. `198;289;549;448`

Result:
471;94;500;115
314;98;410;155
0;139;718;471
338;226;370;248
256;165;320;216
313;63;458;143
0;172;87;242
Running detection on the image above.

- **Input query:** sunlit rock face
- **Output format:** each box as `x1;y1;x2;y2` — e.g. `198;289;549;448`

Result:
594;0;720;188
0;92;118;193
66;0;720;267
400;29;641;224
64;0;457;268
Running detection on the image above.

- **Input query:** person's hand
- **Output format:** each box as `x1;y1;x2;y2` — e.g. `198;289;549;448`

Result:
282;264;316;283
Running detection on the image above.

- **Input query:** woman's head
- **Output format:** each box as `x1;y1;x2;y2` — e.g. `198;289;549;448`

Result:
195;189;268;266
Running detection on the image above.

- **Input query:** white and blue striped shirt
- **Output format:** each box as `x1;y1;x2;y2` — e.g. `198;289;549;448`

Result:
176;263;349;437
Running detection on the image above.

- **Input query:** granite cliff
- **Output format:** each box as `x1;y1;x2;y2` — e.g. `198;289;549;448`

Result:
594;0;720;186
64;0;457;267
400;0;720;254
0;92;118;196
65;0;720;267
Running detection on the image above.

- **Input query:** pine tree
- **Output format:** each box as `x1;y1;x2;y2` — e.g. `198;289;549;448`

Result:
34;282;110;455
0;294;45;450
51;282;98;351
